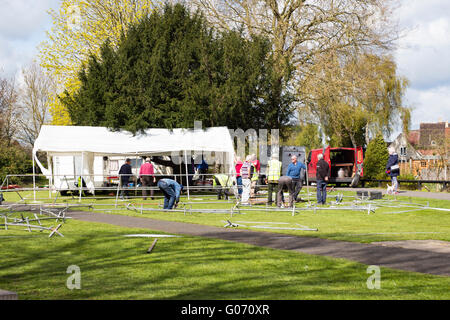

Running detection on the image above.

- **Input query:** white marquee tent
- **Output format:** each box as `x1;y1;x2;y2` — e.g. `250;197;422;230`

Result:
33;125;235;198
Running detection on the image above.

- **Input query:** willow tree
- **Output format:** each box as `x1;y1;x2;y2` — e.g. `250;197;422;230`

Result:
191;1;398;95
38;0;157;125
300;52;410;147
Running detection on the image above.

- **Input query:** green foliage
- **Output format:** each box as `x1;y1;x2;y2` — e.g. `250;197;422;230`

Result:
398;173;416;181
284;123;322;153
1;216;449;300
62;4;294;136
0;142;33;184
364;133;389;179
398;173;418;190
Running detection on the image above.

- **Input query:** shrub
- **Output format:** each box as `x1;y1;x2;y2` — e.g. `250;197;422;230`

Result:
364;133;389;179
0;142;33;185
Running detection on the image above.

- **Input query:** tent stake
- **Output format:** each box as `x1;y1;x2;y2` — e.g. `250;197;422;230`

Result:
147;238;158;254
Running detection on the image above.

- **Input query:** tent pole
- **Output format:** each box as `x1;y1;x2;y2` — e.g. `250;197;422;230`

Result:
135;153;138;197
32;154;36;202
47;152;51;200
79;152;84;202
306;160;311;206
184;150;190;201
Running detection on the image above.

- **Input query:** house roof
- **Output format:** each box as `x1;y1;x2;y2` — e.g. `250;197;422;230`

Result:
407;130;420;145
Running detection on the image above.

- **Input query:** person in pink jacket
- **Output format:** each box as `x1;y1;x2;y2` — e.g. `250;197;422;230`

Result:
139;158;156;200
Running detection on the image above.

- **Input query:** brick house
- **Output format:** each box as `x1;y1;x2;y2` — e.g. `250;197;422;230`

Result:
389;121;449;180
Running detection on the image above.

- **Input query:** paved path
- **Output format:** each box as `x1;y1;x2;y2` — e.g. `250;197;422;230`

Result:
336;187;450;200
0;289;18;300
69;211;450;277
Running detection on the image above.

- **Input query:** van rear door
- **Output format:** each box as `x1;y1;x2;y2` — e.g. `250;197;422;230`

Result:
307;151;317;181
324;146;331;175
356;146;364;177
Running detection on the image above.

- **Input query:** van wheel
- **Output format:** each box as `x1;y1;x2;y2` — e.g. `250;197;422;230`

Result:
350;174;360;188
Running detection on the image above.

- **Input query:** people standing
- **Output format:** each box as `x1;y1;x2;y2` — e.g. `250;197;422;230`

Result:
266;154;282;205
157;178;183;210
286;155;306;202
316;153;330;205
119;158;133;199
195;158;209;182
235;156;244;198
240;155;254;204
277;176;294;208
139;157;156;200
250;154;261;197
386;147;400;194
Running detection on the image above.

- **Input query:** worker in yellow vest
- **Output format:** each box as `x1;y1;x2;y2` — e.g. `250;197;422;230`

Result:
250;154;260;197
266;154;282;204
213;173;234;200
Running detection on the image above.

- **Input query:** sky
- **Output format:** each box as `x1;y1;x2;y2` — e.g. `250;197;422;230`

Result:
0;0;449;134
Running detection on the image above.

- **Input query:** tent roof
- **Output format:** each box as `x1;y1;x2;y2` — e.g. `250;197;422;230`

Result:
33;125;235;156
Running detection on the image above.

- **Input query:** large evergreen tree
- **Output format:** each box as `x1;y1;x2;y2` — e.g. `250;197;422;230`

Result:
62;4;294;135
364;133;389;179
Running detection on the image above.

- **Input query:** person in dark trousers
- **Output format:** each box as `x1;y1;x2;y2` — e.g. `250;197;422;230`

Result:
235;156;244;198
286;155;307;202
119;159;133;199
386;146;400;194
157;178;183;210
277;176;294;208
316;153;330;205
266;154;282;205
139;157;156;200
195;158;209;182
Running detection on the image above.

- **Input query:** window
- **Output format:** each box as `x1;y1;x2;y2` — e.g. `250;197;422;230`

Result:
130;159;143;169
421;161;427;168
110;160;119;171
400;147;407;156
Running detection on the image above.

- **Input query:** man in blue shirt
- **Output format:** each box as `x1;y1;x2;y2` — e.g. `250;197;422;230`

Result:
157;179;183;210
286;155;306;202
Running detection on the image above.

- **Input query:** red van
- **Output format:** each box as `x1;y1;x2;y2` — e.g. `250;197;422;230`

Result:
307;146;364;187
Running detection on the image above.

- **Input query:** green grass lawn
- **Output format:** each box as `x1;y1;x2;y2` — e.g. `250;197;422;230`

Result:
2;189;450;244
0;214;449;300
